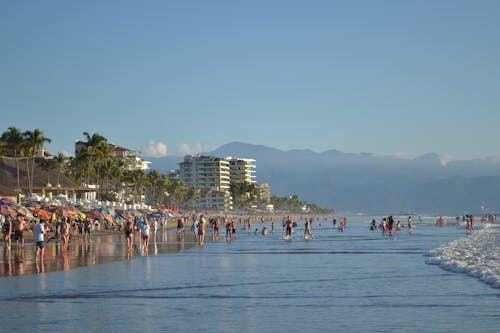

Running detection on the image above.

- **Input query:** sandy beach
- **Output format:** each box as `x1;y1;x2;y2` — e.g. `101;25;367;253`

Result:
0;220;194;277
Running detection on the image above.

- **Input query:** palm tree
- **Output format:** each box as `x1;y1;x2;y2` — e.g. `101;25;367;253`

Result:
186;187;200;207
54;152;68;188
124;170;148;204
230;182;259;209
168;180;189;206
22;129;51;194
94;140;113;199
1;127;24;190
147;169;161;205
82;132;107;149
156;174;170;206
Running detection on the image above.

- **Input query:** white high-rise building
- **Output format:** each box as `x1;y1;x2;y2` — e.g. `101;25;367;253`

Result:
179;155;232;211
179;155;261;211
226;157;256;184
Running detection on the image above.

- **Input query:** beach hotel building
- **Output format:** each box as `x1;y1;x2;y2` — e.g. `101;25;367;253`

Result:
227;157;256;184
179;155;266;212
179;155;232;211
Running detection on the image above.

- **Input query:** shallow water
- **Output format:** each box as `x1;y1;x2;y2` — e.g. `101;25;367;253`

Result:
0;216;498;332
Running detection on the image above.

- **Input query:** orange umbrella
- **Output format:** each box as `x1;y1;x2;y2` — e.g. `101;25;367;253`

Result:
30;207;51;219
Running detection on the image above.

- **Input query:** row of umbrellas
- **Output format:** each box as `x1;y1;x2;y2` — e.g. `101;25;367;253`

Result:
0;198;175;223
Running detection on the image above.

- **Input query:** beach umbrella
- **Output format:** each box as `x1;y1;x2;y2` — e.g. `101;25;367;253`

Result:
0;205;16;216
102;213;114;223
30;207;51;220
97;207;117;217
147;212;162;218
86;209;104;220
53;206;73;218
7;204;35;220
0;198;16;206
114;209;131;220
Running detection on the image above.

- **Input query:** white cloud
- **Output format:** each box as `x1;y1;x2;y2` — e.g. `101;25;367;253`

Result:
141;140;168;157
177;143;209;156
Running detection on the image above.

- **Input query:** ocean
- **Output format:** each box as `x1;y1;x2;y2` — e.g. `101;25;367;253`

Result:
0;216;498;332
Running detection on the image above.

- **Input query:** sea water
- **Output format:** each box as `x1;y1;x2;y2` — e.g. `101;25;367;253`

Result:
0;216;498;333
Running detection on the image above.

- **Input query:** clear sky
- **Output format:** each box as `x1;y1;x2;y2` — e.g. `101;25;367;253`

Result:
1;0;499;159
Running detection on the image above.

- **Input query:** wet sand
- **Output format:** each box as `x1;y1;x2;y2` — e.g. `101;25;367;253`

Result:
0;229;197;277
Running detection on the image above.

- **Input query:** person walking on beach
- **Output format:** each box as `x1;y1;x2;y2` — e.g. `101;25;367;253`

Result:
13;214;26;247
191;218;199;242
2;216;12;248
285;216;293;240
142;220;150;251
225;219;232;240
83;218;92;244
33;219;45;262
124;219;134;250
152;218;158;241
177;216;185;233
304;218;314;239
407;216;414;234
61;218;71;250
198;214;207;246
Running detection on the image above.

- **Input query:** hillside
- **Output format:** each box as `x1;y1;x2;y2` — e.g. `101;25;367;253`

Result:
148;142;500;214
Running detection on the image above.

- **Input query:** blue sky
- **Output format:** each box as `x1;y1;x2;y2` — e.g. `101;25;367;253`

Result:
1;0;499;159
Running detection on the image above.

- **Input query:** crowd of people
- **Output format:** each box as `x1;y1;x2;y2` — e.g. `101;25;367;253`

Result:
2;208;496;277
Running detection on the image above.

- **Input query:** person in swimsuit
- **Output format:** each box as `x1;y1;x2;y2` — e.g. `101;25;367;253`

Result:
198;214;207;246
177;216;185;233
2;216;12;248
285;216;293;239
304;218;314;239
61;218;71;250
124;219;134;250
13;214;26;247
84;219;92;244
142;220;150;251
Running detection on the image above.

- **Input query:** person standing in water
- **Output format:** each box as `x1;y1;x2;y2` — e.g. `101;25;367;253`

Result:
124;219;134;250
142;220;150;253
33;219;45;262
304;218;314;239
198;214;207;246
285;216;293;240
407;216;414;234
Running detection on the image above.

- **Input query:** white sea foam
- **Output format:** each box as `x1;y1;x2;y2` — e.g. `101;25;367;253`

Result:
427;224;500;288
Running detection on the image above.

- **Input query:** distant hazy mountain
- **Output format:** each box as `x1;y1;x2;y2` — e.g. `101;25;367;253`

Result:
148;142;500;215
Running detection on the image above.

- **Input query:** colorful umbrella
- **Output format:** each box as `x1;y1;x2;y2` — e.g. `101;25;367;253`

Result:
30;207;51;219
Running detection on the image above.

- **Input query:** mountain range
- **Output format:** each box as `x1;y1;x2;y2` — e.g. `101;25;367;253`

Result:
147;142;500;215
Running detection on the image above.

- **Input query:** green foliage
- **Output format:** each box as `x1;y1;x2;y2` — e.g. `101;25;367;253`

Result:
100;191;119;202
270;194;334;214
230;182;259;209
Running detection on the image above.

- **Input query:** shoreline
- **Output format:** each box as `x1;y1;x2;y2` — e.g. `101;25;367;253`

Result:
0;214;336;278
0;224;196;278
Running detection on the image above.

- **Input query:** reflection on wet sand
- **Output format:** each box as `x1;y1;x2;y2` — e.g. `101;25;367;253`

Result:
0;229;196;277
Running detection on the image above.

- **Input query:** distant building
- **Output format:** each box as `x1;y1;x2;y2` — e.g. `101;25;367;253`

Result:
178;155;268;212
179;155;232;211
227;157;256;184
75;141;151;171
258;183;271;205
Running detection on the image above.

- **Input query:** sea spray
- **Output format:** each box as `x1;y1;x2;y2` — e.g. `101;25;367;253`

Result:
427;223;500;288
